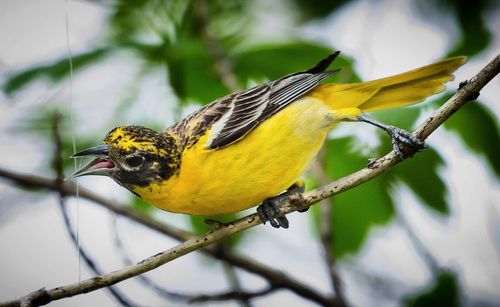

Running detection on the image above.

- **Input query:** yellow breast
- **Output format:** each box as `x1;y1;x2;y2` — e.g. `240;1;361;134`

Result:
136;97;335;215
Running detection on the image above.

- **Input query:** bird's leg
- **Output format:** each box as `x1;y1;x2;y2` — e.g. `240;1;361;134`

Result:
257;181;305;229
358;113;427;159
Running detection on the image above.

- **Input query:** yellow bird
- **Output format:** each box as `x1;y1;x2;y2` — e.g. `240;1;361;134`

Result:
73;52;466;228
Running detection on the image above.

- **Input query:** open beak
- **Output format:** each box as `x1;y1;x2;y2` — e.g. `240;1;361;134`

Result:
70;144;116;178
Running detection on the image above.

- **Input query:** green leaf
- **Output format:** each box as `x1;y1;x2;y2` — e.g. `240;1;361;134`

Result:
330;179;393;259
374;97;461;215
292;0;352;20
370;107;449;213
445;0;493;57
232;43;360;84
302;173;319;191
3;47;112;95
165;38;229;104
108;1;151;41
415;0;495;57
371;105;422;132
108;0;190;43
131;196;155;216
443;101;500;178
405;271;460;307
164;41;359;105
393;147;448;214
189;215;213;235
313;137;394;259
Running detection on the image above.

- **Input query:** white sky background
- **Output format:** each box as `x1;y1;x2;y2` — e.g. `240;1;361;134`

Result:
0;0;499;306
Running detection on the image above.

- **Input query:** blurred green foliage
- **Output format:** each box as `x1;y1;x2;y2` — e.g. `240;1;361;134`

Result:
393;147;448;213
441;97;500;177
16;107;100;172
293;0;351;20
406;271;460;307
373;121;450;214
131;196;156;216
233;43;359;83
3;47;112;95
416;0;494;57
2;0;498;305
5;0;497;259
313;135;449;258
166;37;230;103
320;137;394;258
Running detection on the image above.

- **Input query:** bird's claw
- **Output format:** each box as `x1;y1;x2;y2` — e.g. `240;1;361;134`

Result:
257;197;289;229
256;181;305;229
387;126;426;159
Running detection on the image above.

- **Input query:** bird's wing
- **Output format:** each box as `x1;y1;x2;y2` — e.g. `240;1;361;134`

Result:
206;70;338;149
172;52;341;150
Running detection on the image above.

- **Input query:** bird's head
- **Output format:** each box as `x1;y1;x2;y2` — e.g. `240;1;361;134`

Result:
71;125;181;192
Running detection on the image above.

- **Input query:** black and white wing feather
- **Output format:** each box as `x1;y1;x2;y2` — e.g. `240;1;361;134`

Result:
172;52;341;150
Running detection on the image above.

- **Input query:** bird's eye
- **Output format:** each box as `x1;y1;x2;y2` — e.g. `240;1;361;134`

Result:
125;155;145;168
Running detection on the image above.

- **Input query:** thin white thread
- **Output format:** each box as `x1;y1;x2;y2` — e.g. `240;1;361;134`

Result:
65;0;82;281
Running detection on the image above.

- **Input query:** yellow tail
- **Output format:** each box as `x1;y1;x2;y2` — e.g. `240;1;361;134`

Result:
310;56;467;113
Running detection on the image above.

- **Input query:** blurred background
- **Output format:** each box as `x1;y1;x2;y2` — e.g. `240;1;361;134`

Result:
0;0;499;306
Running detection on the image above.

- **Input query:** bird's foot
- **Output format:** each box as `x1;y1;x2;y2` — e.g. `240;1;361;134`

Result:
359;113;426;159
386;126;427;159
256;182;305;229
257;196;289;229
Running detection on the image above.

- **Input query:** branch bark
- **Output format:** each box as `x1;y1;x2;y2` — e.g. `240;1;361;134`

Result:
189;287;274;303
1;53;498;307
51;114;137;307
312;157;348;307
0;169;329;306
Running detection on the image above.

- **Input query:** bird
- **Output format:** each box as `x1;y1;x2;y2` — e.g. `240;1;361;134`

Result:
72;51;466;228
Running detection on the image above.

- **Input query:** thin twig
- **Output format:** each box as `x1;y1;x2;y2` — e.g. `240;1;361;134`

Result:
111;217;195;302
1;53;498;307
301;54;499;206
195;3;253;304
345;265;402;303
0;168;328;305
311;156;348;306
50;113;137;307
195;0;241;92
221;257;253;307
396;206;440;274
196;2;259;305
189;287;274;303
113;223;271;306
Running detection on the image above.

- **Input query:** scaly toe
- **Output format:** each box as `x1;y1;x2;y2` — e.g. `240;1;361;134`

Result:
388;126;426;159
257;199;289;229
392;138;405;160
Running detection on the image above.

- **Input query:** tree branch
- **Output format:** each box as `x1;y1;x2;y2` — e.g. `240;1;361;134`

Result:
194;0;242;92
189;287;274;303
50;113;137;307
111;217;201;302
0;168;329;305
1;53;498;307
220;258;254;307
194;4;259;304
396;205;440;275
312;157;348;307
300;54;498;207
